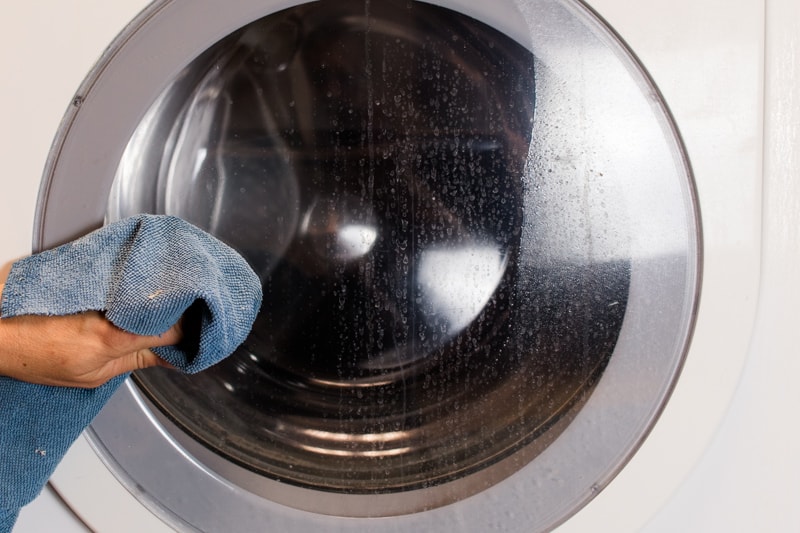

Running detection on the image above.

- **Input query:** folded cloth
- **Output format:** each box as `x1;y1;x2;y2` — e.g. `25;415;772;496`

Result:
0;214;262;530
0;510;16;533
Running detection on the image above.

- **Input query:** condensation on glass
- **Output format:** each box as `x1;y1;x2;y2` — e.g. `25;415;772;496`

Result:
109;0;630;497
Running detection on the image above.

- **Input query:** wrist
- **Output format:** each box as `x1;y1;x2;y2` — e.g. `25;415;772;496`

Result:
0;283;20;380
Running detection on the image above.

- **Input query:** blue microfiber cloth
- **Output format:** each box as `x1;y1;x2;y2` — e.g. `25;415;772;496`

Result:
0;214;262;530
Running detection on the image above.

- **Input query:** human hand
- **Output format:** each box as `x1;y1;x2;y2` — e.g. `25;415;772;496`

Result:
0;265;181;388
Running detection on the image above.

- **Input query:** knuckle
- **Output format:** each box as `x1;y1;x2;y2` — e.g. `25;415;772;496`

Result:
135;349;154;370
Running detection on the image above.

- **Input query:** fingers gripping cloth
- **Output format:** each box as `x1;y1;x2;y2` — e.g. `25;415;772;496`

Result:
0;214;263;530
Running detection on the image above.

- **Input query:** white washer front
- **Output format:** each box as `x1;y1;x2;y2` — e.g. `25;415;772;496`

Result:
4;0;797;532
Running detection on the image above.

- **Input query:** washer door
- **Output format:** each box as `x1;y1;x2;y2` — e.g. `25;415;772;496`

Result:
37;0;699;531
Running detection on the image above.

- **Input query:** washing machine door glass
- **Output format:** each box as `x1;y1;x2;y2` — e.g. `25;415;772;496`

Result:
109;0;626;497
37;0;699;529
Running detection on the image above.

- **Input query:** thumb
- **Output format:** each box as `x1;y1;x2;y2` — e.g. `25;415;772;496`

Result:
127;319;183;351
110;348;175;377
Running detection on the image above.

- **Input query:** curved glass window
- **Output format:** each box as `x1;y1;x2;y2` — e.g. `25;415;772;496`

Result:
108;0;647;506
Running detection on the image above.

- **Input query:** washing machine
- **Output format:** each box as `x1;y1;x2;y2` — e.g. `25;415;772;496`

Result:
4;0;798;531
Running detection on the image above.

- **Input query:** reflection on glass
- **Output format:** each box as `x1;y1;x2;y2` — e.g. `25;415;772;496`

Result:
417;244;507;334
108;0;630;494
